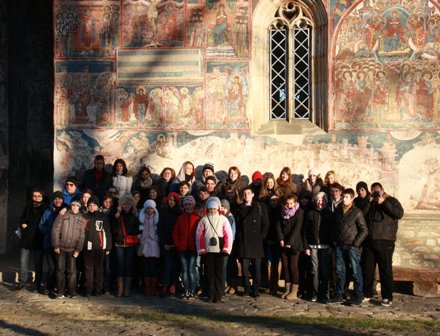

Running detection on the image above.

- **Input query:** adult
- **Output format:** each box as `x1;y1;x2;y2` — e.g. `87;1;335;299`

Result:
63;176;82;205
112;159;133;198
363;182;404;307
131;166;154;205
276;167;296;199
217;166;246;199
354;181;371;216
304;168;323;199
82;154;112;202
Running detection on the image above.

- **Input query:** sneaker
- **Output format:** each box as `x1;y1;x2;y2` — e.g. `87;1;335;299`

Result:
311;295;318;302
328;293;344;304
57;293;65;299
381;299;392;307
186;291;195;300
179;292;187;299
350;295;364;306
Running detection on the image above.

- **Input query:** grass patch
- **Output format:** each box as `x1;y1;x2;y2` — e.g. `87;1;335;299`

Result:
114;311;440;335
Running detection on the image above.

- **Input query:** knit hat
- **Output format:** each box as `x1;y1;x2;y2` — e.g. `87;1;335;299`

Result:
206;196;221;209
143;199;156;209
252;171;263;181
203;162;215;173
308;168;319;176
119;193;136;208
220;199;230;211
65;176;78;187
182;195;196;206
53;190;64;201
314;191;328;203
166;192;180;203
87;195;100;207
70;196;82;207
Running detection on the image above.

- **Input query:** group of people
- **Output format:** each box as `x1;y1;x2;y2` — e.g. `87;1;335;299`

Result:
16;155;404;306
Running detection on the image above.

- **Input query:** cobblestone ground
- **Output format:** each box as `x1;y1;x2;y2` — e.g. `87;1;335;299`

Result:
0;284;439;336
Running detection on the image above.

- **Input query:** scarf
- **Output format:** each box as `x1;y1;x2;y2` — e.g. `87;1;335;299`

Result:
342;203;352;214
282;202;299;219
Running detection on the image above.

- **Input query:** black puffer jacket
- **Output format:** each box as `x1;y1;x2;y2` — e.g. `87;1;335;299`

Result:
276;208;304;253
366;195;403;242
19;202;47;250
112;211;140;246
303;207;333;247
332;205;368;248
84;211;112;251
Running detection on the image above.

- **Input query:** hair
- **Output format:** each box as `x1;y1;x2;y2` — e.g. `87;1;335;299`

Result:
32;188;45;197
149;185;159;196
324;170;337;186
228;166;241;179
136;166;151;179
199;185;209;193
371;182;383;190
277;167;292;185
112;158;128;176
179;181;190;188
205;176;217;184
95;154;105;162
259;175;280;199
82;188;93;196
356;181;369;193
160;167;176;180
284;193;298;203
102;194;113;202
181;161;195;177
342;188;355;198
330;182;344;192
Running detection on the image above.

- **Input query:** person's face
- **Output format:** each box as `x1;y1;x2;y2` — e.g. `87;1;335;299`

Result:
179;184;189;196
82;193;91;205
167;197;176;208
358;187;368;199
65;181;77;194
199;191;210;201
281;172;289;182
252;179;261;186
149;189;158;199
243;189;254;203
203;169;214;178
205;180;216;192
71;203;80;214
108;188;118;197
342;194;354;206
103;198;113;209
327;174;335;184
141;170;150;180
300;197;309;206
122;203;132;212
285;198;296;209
146;207;155;216
309;174;317;183
88;203;98;212
266;178;275;189
229;169;238;181
315;197;327;209
32;192;43;203
208;207;218;215
331;187;342;201
116;163;124;174
183;202;194;213
185;163;193;175
53;197;63;207
133;193;141;204
371;185;383;197
95;159;105;171
162;169;172;181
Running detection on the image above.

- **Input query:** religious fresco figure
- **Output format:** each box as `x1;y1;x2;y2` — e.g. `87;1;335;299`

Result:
212;3;228;46
133;87;150;125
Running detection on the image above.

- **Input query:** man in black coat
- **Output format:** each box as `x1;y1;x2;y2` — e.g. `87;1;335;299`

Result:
363;182;404;307
82;155;112;202
235;186;269;298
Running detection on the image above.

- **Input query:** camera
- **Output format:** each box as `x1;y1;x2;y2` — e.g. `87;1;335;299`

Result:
372;191;381;198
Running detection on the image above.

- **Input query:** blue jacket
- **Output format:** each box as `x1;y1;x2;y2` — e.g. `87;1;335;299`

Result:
62;188;82;205
38;202;67;249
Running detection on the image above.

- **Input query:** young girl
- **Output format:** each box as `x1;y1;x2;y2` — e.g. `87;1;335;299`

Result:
196;197;233;303
276;167;296;199
173;195;201;299
158;192;181;296
148;185;162;209
172;161;196;194
112;159;133;198
138;199;160;296
276;194;304;301
219;166;246;199
157;167;176;199
259;174;280;204
131;166;153;205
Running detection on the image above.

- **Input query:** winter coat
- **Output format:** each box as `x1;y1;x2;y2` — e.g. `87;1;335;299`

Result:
82;168;113;202
112;174;133;198
217;177;247;199
62;188;82;206
366;195;404;242
112;211;140;246
39;202;68;249
51;210;86;252
332;205;368;248
276;207;305;253
158;207;180;247
173;210;201;252
235;201;269;258
19;202;47;250
265;204;281;244
138;208;160;258
303;206;333;247
84;211;112;251
196;213;233;255
354;196;371;217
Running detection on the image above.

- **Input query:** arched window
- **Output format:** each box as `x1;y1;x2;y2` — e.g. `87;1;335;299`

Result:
250;0;327;135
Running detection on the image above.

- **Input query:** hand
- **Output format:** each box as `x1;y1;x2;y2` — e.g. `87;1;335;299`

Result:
21;224;28;229
72;251;79;258
106;251;110;256
280;240;285;247
285;244;291;249
60;208;67;216
54;247;60;254
305;249;311;256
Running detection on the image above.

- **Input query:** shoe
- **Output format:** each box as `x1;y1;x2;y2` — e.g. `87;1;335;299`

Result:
350;295;364;306
381;299;392;307
186;291;195;300
15;283;25;291
328;293;344;304
362;297;371;303
57;294;65;299
180;292;188;299
68;293;77;299
311;295;318;302
169;285;176;295
317;297;329;304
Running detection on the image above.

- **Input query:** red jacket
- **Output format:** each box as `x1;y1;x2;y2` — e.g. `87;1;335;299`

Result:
173;210;201;252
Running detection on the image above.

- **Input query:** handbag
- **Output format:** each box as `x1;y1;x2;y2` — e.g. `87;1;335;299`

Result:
206;216;224;251
121;217;139;246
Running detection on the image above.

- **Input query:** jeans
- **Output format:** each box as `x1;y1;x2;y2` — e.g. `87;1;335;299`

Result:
309;248;331;298
19;248;31;285
55;249;78;295
241;257;261;295
19;248;44;288
44;248;57;292
335;246;363;295
179;251;197;293
115;246;136;277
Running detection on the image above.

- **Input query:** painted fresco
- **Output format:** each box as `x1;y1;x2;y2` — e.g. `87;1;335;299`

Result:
206;62;249;129
55;61;115;128
121;0;185;48
333;0;440;131
55;1;120;58
199;0;251;58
